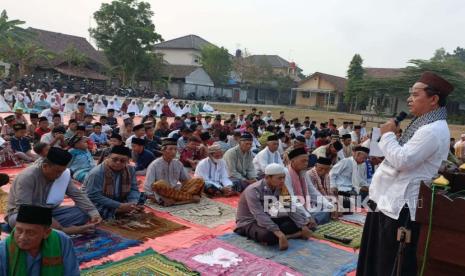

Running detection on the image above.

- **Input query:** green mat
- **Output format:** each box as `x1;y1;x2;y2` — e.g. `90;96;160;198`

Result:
312;221;363;248
81;249;199;276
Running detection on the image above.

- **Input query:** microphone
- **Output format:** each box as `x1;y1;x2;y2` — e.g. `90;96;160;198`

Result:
394;111;408;126
377;111;408;142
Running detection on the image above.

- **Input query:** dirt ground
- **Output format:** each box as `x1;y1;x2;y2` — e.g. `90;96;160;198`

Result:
210;103;465;140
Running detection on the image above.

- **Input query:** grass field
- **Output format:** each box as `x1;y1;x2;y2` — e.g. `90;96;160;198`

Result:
210;103;465;140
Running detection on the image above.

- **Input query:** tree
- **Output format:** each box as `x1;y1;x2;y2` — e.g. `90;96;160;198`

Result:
62;45;88;68
90;0;163;86
0;10;31;44
200;45;232;86
3;39;53;78
345;54;365;110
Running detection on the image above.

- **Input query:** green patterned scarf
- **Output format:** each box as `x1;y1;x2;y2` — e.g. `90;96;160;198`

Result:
6;229;63;276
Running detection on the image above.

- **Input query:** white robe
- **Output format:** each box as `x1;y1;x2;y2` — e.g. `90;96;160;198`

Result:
203;102;215;112
63;98;75;114
194;158;233;189
140;102;153;117
252;147;283;175
127;102;140;115
181;104;192;115
329;157;367;193
0;95;11;112
93;102;107;115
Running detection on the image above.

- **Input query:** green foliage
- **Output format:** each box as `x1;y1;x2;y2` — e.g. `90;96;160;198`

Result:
0;10;31;45
200;45;232;86
62;45;88;67
345;54;365;108
89;0;163;85
3;39;54;78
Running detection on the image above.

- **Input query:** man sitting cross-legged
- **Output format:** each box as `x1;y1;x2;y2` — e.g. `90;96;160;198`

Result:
195;144;235;197
284;148;334;225
223;133;257;192
234;164;312;251
0;205;80;275
83;145;142;220
329;146;370;209
144;138;204;207
6;147;101;235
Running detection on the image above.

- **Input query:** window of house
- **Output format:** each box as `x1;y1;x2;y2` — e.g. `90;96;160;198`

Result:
302;91;310;98
328;93;336;105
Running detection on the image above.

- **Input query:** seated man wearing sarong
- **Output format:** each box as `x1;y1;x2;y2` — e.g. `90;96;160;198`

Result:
83;145;142;220
6;147;101;235
329;146;370;210
234;164;312;251
284;148;334;225
223;133;257;192
0;205;80;275
68;135;95;182
144;138;204;206
253;134;283;179
195;144;235;197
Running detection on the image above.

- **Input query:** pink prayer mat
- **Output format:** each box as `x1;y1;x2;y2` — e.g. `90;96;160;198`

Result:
166;238;302;276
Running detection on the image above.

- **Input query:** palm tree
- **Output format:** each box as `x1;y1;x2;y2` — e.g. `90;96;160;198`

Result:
3;39;53;79
0;10;31;44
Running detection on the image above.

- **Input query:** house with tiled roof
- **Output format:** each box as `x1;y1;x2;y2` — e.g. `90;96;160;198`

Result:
29;28;109;82
246;55;303;82
294;72;347;110
154;34;216;67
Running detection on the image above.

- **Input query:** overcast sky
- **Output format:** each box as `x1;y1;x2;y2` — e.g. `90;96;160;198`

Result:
3;0;465;76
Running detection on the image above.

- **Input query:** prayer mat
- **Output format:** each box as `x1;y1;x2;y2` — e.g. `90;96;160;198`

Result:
0;189;7;214
312;220;363;248
166;238;302;276
81;249;199;276
98;211;187;241
146;197;236;228
71;229;141;264
218;233;358;276
340;213;367;225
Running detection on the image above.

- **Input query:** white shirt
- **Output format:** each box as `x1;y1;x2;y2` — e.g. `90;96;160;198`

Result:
329;157;368;192
338;126;350;136
350;131;361;144
40;109;63;123
253;147;283;175
194;158;232;188
40;132;62;148
369;120;450;220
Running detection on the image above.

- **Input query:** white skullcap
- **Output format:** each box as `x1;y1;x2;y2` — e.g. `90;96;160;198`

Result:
122;114;130;120
264;164;286;175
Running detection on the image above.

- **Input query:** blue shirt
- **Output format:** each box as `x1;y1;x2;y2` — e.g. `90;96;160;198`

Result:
135;149;155;171
89;132;108;145
0;230;80;276
10;136;31;153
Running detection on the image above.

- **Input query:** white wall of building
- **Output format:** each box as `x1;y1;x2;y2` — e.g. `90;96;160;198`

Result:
155;49;202;66
186;68;214;87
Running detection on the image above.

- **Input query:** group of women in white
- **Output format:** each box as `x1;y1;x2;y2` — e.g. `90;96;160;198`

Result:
0;87;218;116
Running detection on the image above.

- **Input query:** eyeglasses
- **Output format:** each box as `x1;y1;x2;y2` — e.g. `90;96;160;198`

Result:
110;157;129;164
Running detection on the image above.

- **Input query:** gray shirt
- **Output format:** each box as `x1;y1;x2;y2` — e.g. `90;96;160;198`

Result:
235;180;308;232
144;157;190;196
6;161;98;219
223;145;257;180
